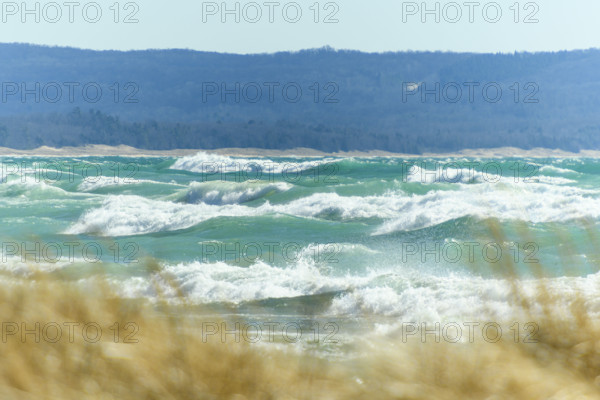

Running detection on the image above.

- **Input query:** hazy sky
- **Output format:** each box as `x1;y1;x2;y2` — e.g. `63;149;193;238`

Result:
0;0;598;53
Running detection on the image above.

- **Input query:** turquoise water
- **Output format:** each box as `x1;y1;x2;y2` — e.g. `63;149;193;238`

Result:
2;153;600;335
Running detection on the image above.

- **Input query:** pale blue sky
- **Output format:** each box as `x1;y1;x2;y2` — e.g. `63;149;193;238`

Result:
1;0;598;53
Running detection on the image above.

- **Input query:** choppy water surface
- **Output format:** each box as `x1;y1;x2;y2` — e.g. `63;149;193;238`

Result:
2;153;600;346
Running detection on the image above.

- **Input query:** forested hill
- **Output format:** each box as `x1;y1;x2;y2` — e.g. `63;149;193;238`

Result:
0;43;599;152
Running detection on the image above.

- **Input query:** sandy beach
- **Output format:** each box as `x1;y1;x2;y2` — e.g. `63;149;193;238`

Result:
1;144;600;158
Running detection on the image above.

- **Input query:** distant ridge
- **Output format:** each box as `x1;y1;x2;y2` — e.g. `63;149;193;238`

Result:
0;43;598;152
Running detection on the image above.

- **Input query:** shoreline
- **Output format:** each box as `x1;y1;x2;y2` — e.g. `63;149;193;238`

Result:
1;144;600;158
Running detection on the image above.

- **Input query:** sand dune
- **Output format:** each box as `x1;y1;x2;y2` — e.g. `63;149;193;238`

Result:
1;145;600;158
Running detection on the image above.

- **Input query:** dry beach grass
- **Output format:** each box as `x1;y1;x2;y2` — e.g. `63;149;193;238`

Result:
1;224;600;399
